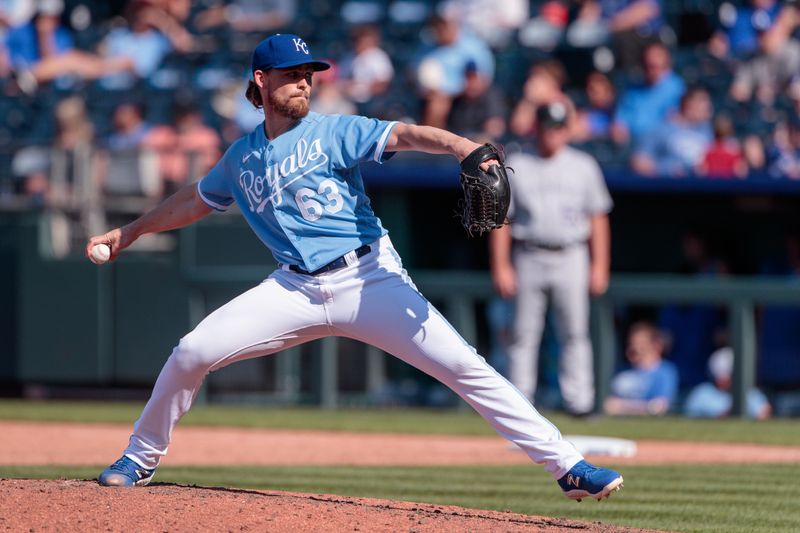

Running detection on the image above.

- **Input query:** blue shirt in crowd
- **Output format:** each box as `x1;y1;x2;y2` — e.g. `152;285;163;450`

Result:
601;0;663;35
636;118;713;175
684;383;770;419
720;1;783;58
614;71;685;147
414;32;494;96
766;144;800;179
4;21;73;68
100;28;171;89
609;359;679;403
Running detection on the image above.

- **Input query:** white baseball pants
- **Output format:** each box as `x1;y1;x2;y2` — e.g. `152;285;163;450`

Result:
124;236;583;478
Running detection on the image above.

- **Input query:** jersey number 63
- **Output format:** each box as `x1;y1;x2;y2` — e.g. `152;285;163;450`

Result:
294;179;344;222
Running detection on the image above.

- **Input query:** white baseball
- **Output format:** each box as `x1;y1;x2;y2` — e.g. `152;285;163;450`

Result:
90;243;111;265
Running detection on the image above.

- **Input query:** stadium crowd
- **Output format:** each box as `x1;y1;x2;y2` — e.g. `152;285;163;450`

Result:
0;0;798;205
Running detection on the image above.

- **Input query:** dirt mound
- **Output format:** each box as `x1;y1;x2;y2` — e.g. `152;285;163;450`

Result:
1;479;656;533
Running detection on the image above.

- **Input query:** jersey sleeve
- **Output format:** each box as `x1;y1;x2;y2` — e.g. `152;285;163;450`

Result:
584;155;613;214
197;146;236;212
335;115;398;168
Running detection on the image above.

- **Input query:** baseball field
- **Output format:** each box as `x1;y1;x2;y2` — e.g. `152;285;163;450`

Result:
1;400;799;532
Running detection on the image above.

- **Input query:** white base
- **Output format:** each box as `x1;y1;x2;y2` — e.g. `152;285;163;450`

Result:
563;435;637;457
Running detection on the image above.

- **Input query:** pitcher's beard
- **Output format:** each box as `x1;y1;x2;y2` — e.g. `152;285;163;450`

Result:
268;92;310;120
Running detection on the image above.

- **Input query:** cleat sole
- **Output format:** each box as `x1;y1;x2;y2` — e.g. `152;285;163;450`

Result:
562;476;624;502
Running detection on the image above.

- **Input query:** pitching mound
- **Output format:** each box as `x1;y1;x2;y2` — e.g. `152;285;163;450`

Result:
1;479;655;533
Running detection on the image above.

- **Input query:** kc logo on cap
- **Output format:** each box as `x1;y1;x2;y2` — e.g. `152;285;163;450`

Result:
292;37;308;54
251;34;330;73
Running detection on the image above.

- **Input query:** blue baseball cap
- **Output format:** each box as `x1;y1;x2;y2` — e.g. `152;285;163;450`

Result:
251;34;331;73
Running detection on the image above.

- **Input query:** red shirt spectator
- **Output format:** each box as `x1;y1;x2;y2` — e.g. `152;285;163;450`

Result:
702;140;746;178
698;115;747;178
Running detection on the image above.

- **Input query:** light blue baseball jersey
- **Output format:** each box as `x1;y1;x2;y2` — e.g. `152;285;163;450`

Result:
198;112;397;271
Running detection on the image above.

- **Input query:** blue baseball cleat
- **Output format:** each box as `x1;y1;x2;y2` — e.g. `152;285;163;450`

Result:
557;460;623;502
98;456;156;487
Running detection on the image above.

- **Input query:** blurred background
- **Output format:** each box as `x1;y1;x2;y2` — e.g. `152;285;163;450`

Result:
1;0;799;418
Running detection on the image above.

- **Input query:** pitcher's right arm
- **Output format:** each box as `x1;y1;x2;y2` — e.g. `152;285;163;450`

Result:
85;183;213;262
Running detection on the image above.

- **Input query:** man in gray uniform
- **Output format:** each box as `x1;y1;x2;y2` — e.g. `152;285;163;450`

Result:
490;101;612;415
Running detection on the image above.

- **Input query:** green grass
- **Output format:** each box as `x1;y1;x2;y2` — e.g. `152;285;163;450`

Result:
3;464;798;533
1;400;798;445
3;400;798;531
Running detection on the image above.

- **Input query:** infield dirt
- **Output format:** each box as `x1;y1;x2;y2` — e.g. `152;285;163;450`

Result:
1;420;799;466
0;479;661;533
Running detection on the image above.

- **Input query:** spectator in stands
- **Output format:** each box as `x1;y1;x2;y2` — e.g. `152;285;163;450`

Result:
443;0;528;48
740;76;800;175
0;0;36;67
94;101;160;198
0;0;36;29
142;102;222;196
791;76;800;113
106;102;151;152
51;95;95;191
339;25;394;108
684;347;772;419
11;94;95;204
568;0;664;69
3;0;138;93
446;61;507;142
604;321;678;416
309;61;357;116
194;0;296;33
709;0;796;59
414;12;494;128
612;42;684;148
698;114;748;179
574;71;617;142
132;0;193;49
729;7;800;106
517;0;570;51
55;95;94;150
207;69;270;144
139;0;191;26
741;134;767;172
10;145;49;206
509;59;569;137
99;1;191;90
765;116;800;179
630;86;713;177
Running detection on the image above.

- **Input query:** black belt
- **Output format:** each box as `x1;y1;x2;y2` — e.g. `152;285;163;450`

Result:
288;244;372;276
512;239;577;252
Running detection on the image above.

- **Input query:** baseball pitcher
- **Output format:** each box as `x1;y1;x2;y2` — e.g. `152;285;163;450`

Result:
86;34;622;502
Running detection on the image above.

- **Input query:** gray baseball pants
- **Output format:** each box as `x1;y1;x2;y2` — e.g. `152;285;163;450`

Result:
509;244;595;414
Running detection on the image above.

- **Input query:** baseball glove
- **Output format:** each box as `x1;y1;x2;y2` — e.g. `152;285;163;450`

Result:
458;143;511;237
